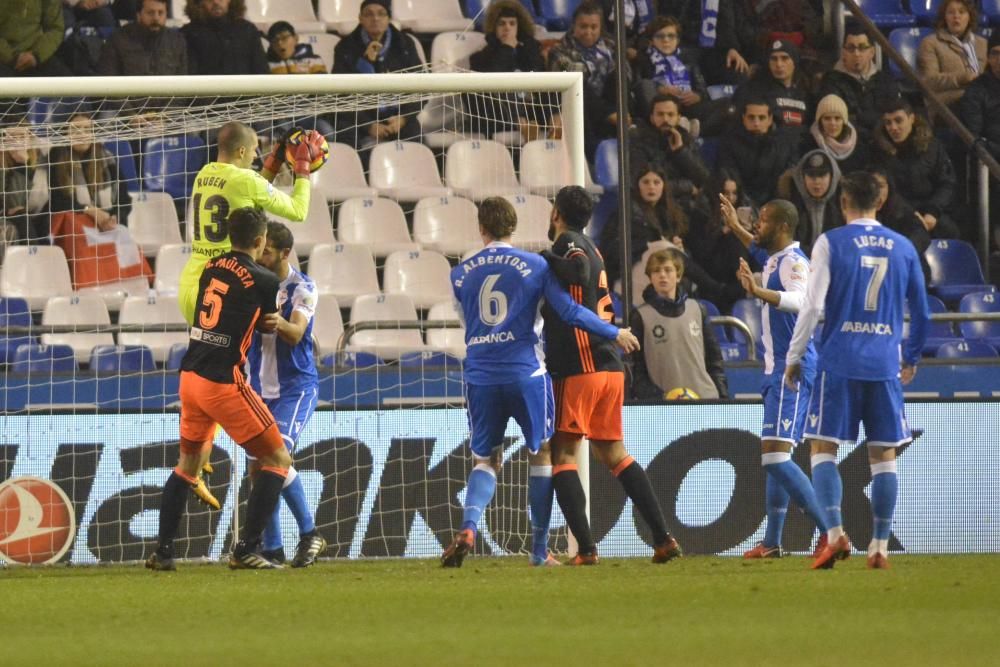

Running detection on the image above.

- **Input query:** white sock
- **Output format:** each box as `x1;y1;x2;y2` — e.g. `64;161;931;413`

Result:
827;526;845;543
282;466;297;489
868;539;889;557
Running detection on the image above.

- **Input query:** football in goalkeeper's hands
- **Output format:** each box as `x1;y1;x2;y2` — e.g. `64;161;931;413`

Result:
665;387;700;401
284;129;330;173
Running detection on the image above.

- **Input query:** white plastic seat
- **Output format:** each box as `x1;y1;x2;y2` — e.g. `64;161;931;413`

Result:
426;300;465;359
318;0;362;34
245;0;325;33
0;245;74;310
40;295;114;364
407;33;428;66
430;31;486;72
383;249;454;309
337;197;419;257
504;194;553;251
312;143;377;202
307;243;379;308
348;293;425;360
117;294;188;363
519;139;604;197
77;277;151;313
412;196;481;256
312;293;346;359
369;141;452;202
395;0;472;33
269;187;335;258
445;139;527;200
300;32;340;70
128;191;183;256
154;244;192;296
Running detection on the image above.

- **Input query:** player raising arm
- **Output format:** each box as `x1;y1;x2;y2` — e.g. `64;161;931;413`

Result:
785;172;929;570
721;196;830;559
178;120;325;325
441;197;639;568
147;208;291;571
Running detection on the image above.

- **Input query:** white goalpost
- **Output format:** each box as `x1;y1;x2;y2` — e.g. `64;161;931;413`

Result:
0;71;594;565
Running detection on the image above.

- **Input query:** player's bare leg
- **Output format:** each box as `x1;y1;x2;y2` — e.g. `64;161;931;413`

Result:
592;439;681;564
866;445;897;569
810;439;852;569
550;432;598;564
442;449;503;568
147;438;214;571
527;442;560;567
229;426;292;570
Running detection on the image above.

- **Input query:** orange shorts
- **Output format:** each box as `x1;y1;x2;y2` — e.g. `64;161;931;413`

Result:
553;371;624;441
179;371;281;459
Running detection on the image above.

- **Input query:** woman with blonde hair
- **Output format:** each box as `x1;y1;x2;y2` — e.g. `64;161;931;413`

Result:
917;0;987;107
0;124;49;245
804;93;870;174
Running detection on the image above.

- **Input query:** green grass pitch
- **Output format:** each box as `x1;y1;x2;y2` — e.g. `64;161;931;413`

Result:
3;555;999;666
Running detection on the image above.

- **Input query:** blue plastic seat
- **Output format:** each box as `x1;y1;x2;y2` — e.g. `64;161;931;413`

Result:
984;0;1000;25
730;298;763;357
594;138;618;188
924;239;996;306
399;350;462;367
697;299;729;343
322;351;385;368
935;340;999;359
887;27;933;79
165;342;187;370
706;84;735;100
906;294;961;356
90;345;156;374
12;343;76;374
104;140;141;194
0;297;34;364
697;137;719;169
958;291;1000;352
142;135;207;200
719;342;747;361
857;0;918;29
538;0;582;31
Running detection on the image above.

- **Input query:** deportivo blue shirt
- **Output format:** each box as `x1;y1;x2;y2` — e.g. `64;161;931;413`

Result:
749;241;817;376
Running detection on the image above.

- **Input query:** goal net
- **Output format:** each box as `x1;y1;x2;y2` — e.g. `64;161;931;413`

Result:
0;71;589;565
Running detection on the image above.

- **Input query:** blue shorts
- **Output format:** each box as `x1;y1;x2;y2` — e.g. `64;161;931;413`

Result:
264;385;319;452
465;374;554;458
804;371;911;448
761;370;813;444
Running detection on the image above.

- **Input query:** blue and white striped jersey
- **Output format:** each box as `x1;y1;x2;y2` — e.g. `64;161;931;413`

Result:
248;265;318;399
749;241;817;376
451;242;619;386
787;219;929;380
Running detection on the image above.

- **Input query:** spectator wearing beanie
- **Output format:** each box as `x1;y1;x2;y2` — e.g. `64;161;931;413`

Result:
777;149;844;256
918;0;987;109
733;39;811;133
803;94;870;174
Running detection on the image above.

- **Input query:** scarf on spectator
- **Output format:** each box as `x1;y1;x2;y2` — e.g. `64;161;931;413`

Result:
810;117;857;161
620;0;654;36
938;29;981;76
574;37;615;93
647;44;692;91
699;0;719;48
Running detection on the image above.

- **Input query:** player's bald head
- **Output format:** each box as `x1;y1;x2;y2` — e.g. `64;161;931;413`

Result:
763;199;799;236
478;197;518;241
218;121;256;158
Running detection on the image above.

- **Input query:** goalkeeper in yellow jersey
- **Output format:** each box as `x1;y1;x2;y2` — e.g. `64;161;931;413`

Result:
178;120;324;324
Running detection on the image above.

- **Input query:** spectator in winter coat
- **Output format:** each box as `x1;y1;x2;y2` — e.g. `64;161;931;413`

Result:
733;39;810;133
0;0;71;78
628;94;709;191
668;0;757;85
918;0;987;109
776;150;844;256
960;30;1000;161
801;94;870;175
717;96;799;207
0;124;50;246
600;0;656;60
181;0;268;75
871;166;933;283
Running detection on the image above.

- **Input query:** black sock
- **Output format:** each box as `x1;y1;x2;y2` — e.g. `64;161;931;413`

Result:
552;468;596;555
157;471;190;557
617;460;670;546
241;469;285;548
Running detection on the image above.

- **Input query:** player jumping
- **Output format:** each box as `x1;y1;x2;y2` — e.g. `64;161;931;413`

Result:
147;208;291;571
785;172;929;570
441;197;640;568
247;221;326;568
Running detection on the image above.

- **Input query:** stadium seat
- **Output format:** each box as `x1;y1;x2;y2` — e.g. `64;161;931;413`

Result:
0;297;34;364
300;32;340;70
924;239;996;305
76;277;152;314
856;0;917;30
909;0;943;25
399;350;462;368
244;0;325;33
426;300;466;359
0;246;74;310
719;343;747;361
444;139;527;200
935;340;999;359
958;291;1000;352
105;141;141;194
318;0;362;34
985;0;1000;25
369;141;452;202
324;350;385;368
313;143;377;202
117;295;188;363
128;192;183;256
89;344;157;375
413;196;482;257
383;249;454;309
40;294;114;365
906;294;961;356
594;138;619;189
504;194;553;251
429;31;486;72
307;243;380;308
165;341;187;370
270;187;335;257
12;343;76;374
142;135;207;201
539;0;583;31
418;95;475;150
313;293;346;359
407;33;429;66
887;27;933;78
337;197;419;257
697;299;729;343
519;139;603;197
731;298;763;357
698;137;720;169
706;84;735;100
395;0;472;33
153;244;192;296
348;293;425;360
